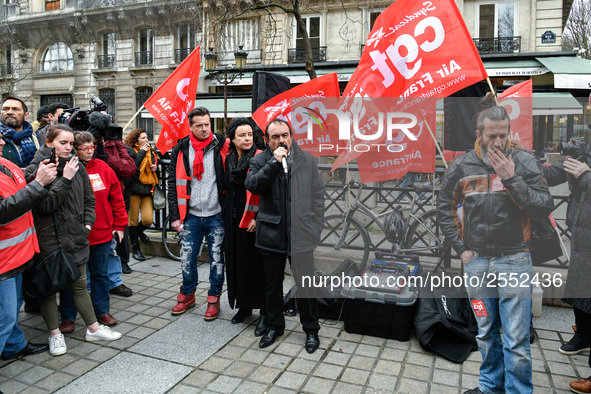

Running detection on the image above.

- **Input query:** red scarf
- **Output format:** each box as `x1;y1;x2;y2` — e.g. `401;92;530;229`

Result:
189;132;213;180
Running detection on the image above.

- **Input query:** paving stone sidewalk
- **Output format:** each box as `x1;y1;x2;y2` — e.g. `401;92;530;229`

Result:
0;256;587;393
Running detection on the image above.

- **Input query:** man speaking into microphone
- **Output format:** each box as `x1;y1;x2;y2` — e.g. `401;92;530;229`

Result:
245;119;325;353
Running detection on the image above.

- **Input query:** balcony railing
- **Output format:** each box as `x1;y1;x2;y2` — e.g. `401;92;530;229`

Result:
217;49;262;66
0;63;13;77
287;46;327;64
97;54;115;68
39;59;73;72
175;48;193;64
473;36;521;54
134;51;153;66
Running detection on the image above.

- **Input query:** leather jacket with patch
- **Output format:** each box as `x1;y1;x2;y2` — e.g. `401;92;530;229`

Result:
437;148;554;257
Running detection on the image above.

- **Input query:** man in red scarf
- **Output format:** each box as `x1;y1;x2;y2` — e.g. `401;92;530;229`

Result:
167;107;229;319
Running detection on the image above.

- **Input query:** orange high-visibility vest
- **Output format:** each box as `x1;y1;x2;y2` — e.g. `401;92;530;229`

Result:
174;137;231;222
238;149;262;229
0;157;39;275
175;151;192;223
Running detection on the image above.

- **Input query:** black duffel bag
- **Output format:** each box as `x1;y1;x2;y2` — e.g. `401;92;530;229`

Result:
414;273;478;363
23;212;81;298
530;215;562;265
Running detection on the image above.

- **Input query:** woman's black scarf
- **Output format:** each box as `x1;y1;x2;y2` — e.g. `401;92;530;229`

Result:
227;145;256;185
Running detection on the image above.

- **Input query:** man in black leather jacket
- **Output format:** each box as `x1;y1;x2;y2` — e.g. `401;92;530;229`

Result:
245;119;325;354
437;102;554;394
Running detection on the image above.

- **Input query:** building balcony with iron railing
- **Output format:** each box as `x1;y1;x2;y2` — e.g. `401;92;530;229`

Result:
0;63;13;77
287;46;327;64
473;36;521;54
97;54;116;68
134;51;153;66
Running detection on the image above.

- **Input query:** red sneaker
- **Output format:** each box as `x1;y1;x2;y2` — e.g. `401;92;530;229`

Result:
97;314;118;327
172;290;195;316
204;295;220;321
59;320;75;334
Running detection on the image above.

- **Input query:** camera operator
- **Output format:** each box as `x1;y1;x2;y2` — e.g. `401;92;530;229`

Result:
36;103;69;145
86;110;136;296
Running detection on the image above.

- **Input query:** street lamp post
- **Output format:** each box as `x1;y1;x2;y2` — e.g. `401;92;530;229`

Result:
204;46;248;133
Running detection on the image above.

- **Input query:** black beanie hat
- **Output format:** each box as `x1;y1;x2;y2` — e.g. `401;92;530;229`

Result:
227;118;252;140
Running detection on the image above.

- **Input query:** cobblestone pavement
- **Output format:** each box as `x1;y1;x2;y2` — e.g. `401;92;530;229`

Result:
0;256;587;393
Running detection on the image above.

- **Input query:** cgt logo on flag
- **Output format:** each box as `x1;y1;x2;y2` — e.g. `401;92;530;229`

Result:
145;47;201;153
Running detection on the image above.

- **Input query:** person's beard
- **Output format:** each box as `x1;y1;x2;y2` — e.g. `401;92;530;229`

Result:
481;142;506;167
1;115;22;130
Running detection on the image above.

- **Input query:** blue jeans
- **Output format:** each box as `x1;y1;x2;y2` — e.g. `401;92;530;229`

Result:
108;239;124;290
464;251;533;394
61;241;112;319
0;273;27;357
180;213;225;296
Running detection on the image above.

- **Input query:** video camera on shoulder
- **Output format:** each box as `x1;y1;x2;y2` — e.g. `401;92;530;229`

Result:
560;137;590;160
57;96;121;141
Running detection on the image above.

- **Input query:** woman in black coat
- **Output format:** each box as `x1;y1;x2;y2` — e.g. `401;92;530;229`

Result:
26;124;121;357
223;118;267;336
561;157;591;393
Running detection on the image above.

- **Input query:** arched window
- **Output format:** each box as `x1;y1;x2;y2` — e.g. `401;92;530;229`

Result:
41;43;74;72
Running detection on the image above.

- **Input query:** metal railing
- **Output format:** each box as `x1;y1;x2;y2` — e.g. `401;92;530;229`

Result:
39;59;73;72
174;48;192;64
473;36;521;54
287;46;327;64
97;54;115;68
155;159;570;268
134;51;153;66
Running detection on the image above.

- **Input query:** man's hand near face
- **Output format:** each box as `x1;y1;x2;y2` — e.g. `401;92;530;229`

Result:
488;147;515;180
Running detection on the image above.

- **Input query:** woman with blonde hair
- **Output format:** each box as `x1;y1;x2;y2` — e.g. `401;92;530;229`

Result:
25;124;121;356
123;129;158;261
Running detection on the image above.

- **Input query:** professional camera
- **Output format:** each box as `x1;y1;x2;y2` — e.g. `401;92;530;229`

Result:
560;137;590;160
89;96;108;112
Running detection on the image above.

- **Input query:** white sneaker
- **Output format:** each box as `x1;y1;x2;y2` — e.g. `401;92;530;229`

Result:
85;324;122;342
49;334;67;356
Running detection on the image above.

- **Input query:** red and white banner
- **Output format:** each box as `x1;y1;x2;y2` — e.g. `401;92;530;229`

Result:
498;80;533;151
145;47;201;153
331;0;488;175
343;0;487;100
252;73;340;149
355;103;436;183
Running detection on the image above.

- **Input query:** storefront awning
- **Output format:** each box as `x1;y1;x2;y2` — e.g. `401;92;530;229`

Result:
536;56;591;89
532;92;583;115
434;93;582;115
482;59;549;77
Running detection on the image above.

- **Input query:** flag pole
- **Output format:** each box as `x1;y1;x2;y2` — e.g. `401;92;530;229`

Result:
425;120;447;169
123;105;145;133
486;78;499;105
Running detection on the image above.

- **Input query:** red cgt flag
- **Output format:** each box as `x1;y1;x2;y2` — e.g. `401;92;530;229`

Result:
252;73;340;155
145;47;201;153
332;0;488;174
499;80;533;151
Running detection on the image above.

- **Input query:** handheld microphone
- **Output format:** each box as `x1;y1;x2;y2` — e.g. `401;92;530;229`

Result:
279;143;288;174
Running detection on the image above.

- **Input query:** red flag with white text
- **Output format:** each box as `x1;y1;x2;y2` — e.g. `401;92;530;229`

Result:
145;47;201;153
332;0;488;173
499;80;533;151
252;73;340;156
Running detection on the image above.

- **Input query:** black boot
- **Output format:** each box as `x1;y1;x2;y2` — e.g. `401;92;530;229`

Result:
255;311;268;337
130;226;145;261
138;223;150;244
